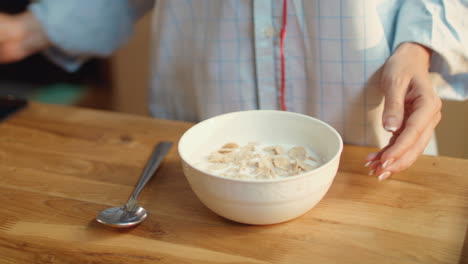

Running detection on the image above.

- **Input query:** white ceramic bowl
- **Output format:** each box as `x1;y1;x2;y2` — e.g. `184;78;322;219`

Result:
178;110;343;225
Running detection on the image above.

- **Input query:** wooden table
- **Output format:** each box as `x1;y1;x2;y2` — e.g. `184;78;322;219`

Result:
1;103;467;264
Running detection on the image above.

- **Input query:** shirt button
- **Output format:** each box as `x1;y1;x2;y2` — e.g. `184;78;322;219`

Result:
264;27;275;38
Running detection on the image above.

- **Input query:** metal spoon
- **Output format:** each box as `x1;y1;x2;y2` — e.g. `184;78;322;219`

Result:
96;141;173;228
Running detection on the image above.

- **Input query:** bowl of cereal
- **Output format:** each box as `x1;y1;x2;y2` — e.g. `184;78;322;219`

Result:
178;110;343;225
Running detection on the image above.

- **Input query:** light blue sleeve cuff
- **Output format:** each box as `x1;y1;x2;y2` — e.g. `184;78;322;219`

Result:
29;0;154;72
392;1;433;52
393;0;468;75
42;48;88;72
393;0;468;100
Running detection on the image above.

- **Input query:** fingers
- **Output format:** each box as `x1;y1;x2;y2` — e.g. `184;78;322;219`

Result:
365;152;378;163
0;43;25;63
381;68;411;132
0;13;24;62
380;80;442;164
374;111;440;179
0;12;49;64
0;13;18;42
365;134;398;174
366;78;442;181
368;43;436;181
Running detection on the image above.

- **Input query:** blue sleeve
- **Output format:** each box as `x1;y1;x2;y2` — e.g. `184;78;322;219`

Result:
29;0;155;72
392;0;468;100
392;0;468;75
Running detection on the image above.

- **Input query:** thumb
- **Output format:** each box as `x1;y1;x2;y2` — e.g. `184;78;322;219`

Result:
381;76;410;132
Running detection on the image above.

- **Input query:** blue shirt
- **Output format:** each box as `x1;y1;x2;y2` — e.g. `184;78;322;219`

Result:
29;0;468;151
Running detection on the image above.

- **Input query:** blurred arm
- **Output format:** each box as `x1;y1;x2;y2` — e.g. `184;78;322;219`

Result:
29;0;155;71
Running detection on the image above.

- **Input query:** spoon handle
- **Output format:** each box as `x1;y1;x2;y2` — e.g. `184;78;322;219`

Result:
126;141;173;209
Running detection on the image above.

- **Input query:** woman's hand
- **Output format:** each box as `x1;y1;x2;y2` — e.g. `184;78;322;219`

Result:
366;42;442;181
0;11;50;63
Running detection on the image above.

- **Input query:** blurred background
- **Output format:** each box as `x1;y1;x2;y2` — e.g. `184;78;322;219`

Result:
1;3;466;159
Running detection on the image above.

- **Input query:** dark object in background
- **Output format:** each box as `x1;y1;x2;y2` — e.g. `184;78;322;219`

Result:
0;0;29;14
0;54;101;86
0;95;28;121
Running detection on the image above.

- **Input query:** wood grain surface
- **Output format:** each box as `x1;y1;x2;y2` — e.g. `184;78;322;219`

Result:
0;102;467;264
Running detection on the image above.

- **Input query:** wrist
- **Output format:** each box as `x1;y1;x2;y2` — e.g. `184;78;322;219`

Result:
393;42;432;70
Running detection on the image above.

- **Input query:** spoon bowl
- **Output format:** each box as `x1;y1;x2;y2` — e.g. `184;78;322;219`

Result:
96;142;173;228
96;205;147;228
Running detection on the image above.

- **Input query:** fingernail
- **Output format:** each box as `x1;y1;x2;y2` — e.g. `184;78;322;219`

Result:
384;117;398;132
378;171;391;181
369;169;375;176
364;161;372;167
381;159;394;169
384;126;397;132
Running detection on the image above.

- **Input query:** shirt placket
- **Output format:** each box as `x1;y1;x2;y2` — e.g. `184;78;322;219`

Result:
253;0;278;109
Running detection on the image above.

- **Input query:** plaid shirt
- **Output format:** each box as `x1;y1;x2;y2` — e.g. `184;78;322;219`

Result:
31;0;468;151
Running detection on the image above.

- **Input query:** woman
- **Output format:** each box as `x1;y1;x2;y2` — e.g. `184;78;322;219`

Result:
1;0;466;180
